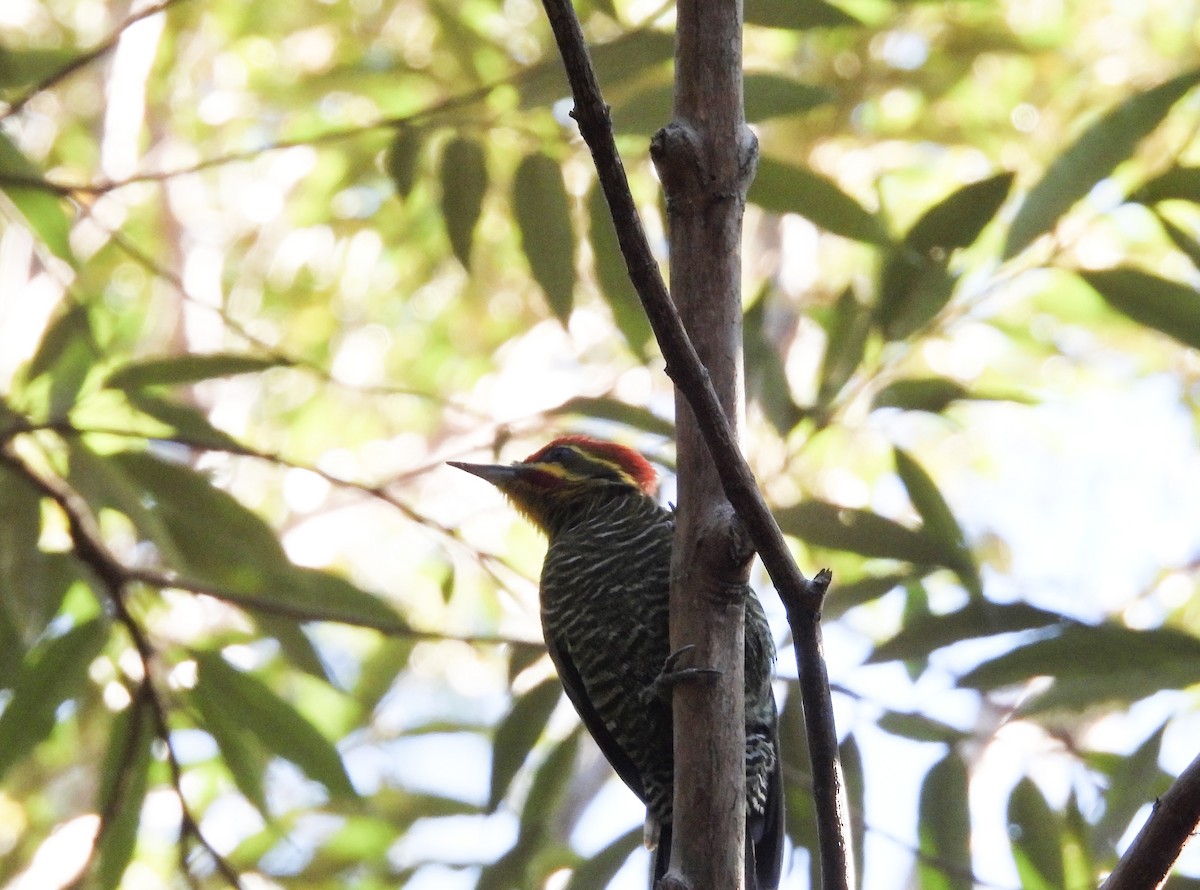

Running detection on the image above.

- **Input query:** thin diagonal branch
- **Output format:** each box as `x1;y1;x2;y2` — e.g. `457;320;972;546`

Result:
536;4;851;887
2;0;191;120
0;443;245;890
1100;748;1200;890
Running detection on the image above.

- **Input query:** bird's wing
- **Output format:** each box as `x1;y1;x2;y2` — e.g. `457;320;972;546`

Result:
545;636;647;802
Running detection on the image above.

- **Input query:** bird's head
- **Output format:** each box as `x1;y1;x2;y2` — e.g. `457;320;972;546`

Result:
449;435;658;533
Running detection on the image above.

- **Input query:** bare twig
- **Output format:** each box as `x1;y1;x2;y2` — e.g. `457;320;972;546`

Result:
537;2;851;888
1099;749;1200;890
64;679;154;890
29;419;531;594
5;424;542;648
0;443;246;889
2;0;192;120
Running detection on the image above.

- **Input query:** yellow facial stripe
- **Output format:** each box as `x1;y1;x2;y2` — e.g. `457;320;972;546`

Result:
528;462;576;482
529;445;640;488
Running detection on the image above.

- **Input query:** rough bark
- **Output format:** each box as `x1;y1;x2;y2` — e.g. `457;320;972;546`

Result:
651;0;757;886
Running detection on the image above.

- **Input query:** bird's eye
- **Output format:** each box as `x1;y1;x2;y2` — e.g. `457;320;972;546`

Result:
541;445;573;464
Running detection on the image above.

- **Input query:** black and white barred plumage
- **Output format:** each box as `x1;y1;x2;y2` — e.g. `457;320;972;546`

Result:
451;437;784;889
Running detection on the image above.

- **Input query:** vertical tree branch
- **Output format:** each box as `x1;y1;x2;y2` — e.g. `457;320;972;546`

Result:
651;0;755;886
537;3;852;888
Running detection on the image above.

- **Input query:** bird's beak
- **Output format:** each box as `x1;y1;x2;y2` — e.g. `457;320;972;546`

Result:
448;460;521;489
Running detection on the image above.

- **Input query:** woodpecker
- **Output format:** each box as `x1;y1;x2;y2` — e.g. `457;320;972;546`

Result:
451;435;783;889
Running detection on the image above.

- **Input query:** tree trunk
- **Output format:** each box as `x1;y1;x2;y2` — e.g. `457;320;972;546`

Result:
654;0;758;886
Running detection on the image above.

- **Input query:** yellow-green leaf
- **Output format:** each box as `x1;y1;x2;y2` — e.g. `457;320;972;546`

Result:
1005;68;1200;258
0;617;109;782
513;153;575;324
440;138;487;269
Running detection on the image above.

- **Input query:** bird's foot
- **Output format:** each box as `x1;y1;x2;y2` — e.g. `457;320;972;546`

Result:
646;644;722;702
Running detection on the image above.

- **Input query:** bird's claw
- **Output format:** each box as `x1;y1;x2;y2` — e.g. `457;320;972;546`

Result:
646;644;722;702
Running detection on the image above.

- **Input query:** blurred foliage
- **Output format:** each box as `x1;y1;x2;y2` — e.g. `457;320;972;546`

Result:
2;0;1200;888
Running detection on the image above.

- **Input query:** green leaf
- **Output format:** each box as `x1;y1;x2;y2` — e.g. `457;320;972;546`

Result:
440;138;487;268
508;645;546;685
1090;724;1171;853
65;440;186;569
0;603;23;691
0;466;84;678
476;837;536;890
877;710;970;744
1004;68;1200;258
0;131;73;262
1128;166;1200;204
255;614;332;681
0;395;24;433
315;814;397;868
894;448;980;596
874;174;1012;339
564;826;642;890
751;158;890;244
519;728;579;832
610;80;674;135
513;154;576;324
744;0;861;29
587;185;654;358
1079;267;1200;350
549;395;673;437
0;47;79;90
816;287;871;408
23;303;98;418
194;651;357;799
106;449;286;581
905;172;1015;254
823;571;910;619
0;617;109;782
488;677;562;812
105;353;287;389
617;76;831;135
1155;212;1200;270
873;377;969;413
97;449;406;631
190;663;268;811
959;622;1200;702
779;684;820;890
219;566;412;633
518;30;674;110
901;582;932;680
839;734;866;890
384;127;422;199
876;256;957;341
1007;778;1063;890
869;600;1063;663
775;499;948;565
478;731;580;890
917;753;972;890
1062;792;1094;887
745;289;804;435
589;30;674;84
744;74;834;123
0;464;43;665
94;694;154;890
122;389;242;449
